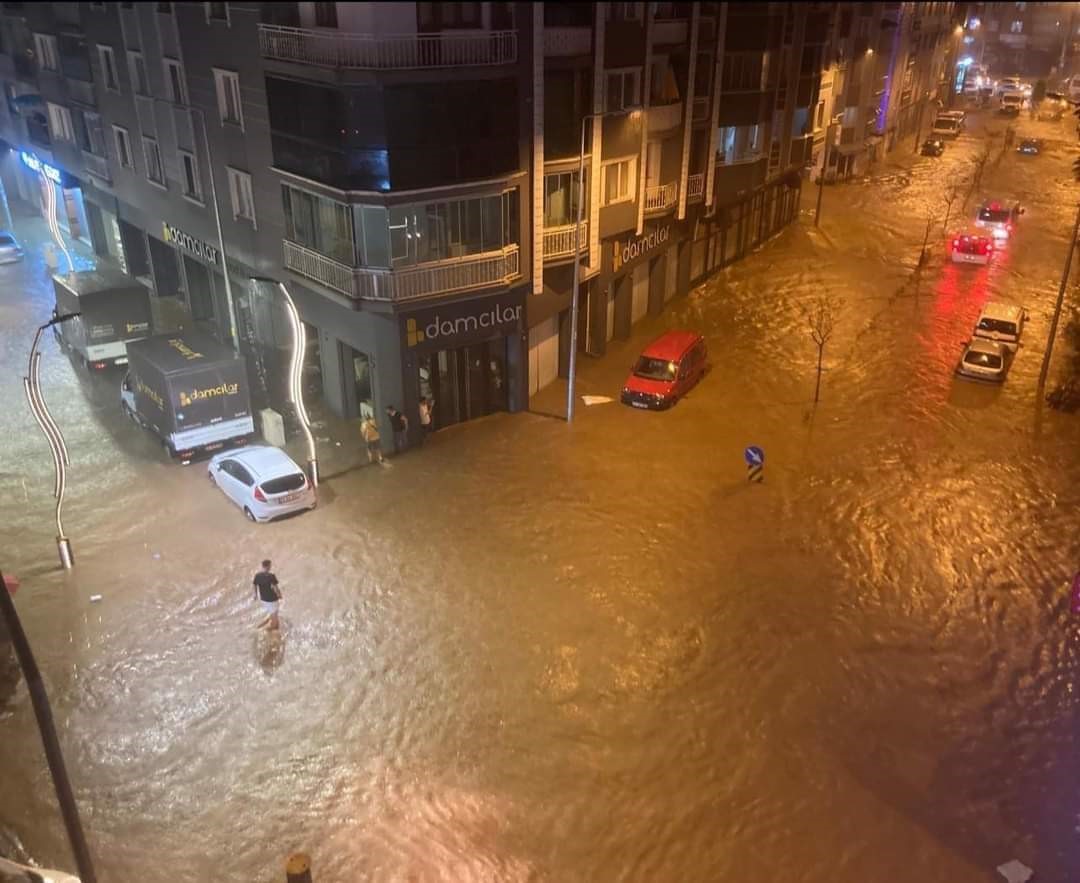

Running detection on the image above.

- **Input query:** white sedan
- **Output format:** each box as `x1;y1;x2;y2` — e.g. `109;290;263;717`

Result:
957;339;1009;383
207;445;316;522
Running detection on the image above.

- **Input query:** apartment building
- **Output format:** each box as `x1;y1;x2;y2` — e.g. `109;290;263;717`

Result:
965;1;1080;79
0;2;826;446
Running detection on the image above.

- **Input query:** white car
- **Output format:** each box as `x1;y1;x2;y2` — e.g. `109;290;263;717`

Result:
957;338;1009;382
0;856;80;882
207;445;316;522
0;231;24;264
973;302;1026;352
950;230;994;265
975;200;1022;240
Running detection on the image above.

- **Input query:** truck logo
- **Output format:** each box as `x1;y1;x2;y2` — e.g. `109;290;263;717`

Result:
89;323;115;339
179;383;239;407
168;339;204;361
135;377;164;410
126;321;150;334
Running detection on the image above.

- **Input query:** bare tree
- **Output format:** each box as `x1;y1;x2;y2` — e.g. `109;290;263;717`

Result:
919;210;934;267
941;185;961;233
964;147;991;210
802;295;843;404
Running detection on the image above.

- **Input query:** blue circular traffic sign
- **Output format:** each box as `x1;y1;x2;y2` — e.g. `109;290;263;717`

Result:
744;445;765;467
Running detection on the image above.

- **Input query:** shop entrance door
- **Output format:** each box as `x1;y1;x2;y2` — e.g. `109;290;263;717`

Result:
417;338;508;430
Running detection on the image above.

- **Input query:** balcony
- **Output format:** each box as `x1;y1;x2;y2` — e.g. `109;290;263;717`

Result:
81;150;110;183
542;220;588;261
644;181;678;213
647;102;682;133
543;26;591;56
283;240;521;303
687;173;704;202
258;24;517;70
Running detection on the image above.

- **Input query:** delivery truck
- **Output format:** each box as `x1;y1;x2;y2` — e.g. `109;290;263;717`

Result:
52;268;153;369
121;332;255;463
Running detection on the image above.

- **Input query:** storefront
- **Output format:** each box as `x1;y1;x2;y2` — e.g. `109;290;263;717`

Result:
400;286;527;432
156;220;229;344
2;146;90;246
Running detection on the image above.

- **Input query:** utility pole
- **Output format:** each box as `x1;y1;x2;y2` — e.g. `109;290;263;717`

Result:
1038;202;1080;392
815;116;841;226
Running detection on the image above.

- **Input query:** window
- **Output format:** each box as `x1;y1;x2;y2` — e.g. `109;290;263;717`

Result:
180;150;201;200
816;100;825;129
386;190;518;266
607;3;641;21
163;58;187;105
227;167;256;225
128;51;148;96
281;184;354;264
314;2;337;28
98;45;119;91
717;125;762;163
47;102;75;142
205;2;228;22
605;68;640;111
417;2;481;29
723;52;765;92
78;110;107;156
543;170;586;227
213;69;243;127
112;126;133;169
33;33;59;72
1010;20;1023;33
157;2;173;12
143;137;164;185
601;157;636;205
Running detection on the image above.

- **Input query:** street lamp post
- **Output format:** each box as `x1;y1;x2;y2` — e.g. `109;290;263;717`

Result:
1038;202;1080;392
153;99;239;352
24;313;79;569
567;106;642;423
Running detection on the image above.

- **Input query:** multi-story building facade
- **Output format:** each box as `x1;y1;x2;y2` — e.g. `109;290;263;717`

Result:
964;1;1080;79
0;2;831;446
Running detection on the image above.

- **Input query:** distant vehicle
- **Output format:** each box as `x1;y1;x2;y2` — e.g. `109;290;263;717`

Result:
1017;138;1041;155
121;331;254;463
973;302;1026;352
1037;97;1066;121
939;110;966;128
930;115;962;138
207;445;316;523
957;338;1009;383
999;92;1024;115
975;200;1023;239
950;230;995;265
0;855;81;882
0;231;24;264
52;268;153;370
997;76;1022;95
621;330;708;410
920;138;945;156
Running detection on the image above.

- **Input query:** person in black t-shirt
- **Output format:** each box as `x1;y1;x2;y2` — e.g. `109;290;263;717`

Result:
386;405;408;453
253;559;281;630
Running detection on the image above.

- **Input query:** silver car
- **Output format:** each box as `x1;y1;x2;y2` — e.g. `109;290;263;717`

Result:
207;445;316;522
0;231;24;264
957;338;1009;383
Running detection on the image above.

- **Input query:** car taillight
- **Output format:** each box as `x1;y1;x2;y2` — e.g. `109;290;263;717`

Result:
254;486;267;502
92;361;107;370
952;239;960;248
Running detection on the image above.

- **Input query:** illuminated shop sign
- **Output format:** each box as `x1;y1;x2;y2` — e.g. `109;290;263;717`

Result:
20;151;62;185
162;222;219;266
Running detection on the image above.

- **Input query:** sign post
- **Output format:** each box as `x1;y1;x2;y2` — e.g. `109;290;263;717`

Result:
744;445;765;483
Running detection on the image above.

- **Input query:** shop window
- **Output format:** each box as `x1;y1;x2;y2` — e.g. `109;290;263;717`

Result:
180;150;202;201
213;68;243;128
601;157;636;205
605;68;640;111
143;136;165;186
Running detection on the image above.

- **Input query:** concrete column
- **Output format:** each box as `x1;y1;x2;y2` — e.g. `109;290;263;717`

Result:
636;3;655;237
677;2;701;221
588;4;605;272
532;3;545;295
704;3;728;212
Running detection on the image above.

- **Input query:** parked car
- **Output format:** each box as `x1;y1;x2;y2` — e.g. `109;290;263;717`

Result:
939;110;966;128
930;116;962;139
957;338;1009;382
920;138;945;156
950;230;995;265
0;231;24;264
973;302;1026;352
975;200;1023;240
621;330;708;410
207;446;316;522
1017;138;1041;155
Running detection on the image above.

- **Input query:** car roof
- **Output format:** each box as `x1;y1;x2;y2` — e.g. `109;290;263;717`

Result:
219;445;303;480
967;338;1005;355
956;229;989;238
979;302;1022;321
640;330;703;361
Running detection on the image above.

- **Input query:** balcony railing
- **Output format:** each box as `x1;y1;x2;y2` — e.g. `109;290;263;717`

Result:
692;96;710;123
543;26;591;56
258;24;517;70
644;181;678;213
542;220;588;260
81;150;110;182
283;240;521;302
687;173;704;202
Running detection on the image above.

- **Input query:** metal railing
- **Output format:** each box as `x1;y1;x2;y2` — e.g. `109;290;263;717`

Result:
284;240;521;302
542;220;588;260
258;24;517;69
644;181;678;212
687;173;705;202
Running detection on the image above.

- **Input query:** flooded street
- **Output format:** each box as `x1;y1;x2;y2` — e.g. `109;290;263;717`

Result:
3;110;1080;882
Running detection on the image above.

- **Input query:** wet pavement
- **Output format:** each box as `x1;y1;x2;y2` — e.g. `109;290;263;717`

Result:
3;108;1080;883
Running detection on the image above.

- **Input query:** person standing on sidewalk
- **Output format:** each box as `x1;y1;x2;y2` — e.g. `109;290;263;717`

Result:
252;559;281;631
360;414;383;464
387;405;408;453
418;396;433;443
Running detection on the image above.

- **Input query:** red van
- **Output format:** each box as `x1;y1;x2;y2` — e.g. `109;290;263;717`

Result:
620;330;708;410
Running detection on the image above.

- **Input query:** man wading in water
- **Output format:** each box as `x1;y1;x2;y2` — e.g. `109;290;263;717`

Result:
253;559;281;630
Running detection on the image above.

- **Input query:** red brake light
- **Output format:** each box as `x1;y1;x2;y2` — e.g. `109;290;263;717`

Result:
254;486;267;502
952;239;960;248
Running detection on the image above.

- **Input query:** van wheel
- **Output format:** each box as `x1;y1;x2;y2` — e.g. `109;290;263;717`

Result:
243;507;256;522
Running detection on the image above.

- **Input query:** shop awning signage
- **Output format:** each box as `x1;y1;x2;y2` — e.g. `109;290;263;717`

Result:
162;222;219;266
20;151;62;185
403;288;524;353
612;224;671;273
